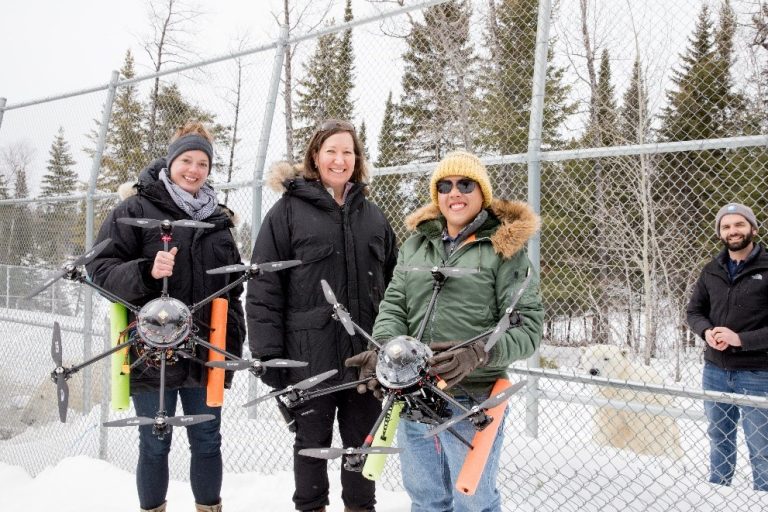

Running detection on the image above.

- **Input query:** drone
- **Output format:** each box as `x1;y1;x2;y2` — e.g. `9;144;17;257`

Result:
251;265;531;472
25;217;307;437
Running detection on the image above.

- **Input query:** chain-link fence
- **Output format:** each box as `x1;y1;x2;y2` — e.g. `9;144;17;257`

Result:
2;0;768;509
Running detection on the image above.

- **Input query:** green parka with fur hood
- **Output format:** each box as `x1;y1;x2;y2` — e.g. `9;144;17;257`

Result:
372;198;544;394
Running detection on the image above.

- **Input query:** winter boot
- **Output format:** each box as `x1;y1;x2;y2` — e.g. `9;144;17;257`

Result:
195;501;223;512
140;502;166;512
344;507;375;512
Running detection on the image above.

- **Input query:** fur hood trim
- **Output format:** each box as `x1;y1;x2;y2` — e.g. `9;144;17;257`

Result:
117;181;138;201
266;161;305;193
405;199;541;259
265;160;371;196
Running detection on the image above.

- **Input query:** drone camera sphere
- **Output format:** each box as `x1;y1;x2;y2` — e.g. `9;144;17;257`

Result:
137;297;193;348
376;335;433;390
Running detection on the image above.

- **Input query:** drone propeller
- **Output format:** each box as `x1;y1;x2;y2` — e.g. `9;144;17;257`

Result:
424;380;527;438
320;280;355;336
241;369;338;408
206;358;308;371
484;273;533;352
103;413;215;428
49;322;69;422
396;265;479;278
165;414;217;427
24;238;113;300
102;416;156;427
116;218;214;230
298;446;401;460
206;259;302;275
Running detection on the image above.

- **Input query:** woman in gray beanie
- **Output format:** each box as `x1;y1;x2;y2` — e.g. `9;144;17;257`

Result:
87;121;246;512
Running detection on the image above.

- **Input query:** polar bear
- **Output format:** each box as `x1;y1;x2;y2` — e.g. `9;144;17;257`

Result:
580;344;682;459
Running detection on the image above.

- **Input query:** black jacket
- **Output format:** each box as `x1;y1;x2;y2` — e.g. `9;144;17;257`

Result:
687;244;768;370
246;163;397;387
86;158;247;393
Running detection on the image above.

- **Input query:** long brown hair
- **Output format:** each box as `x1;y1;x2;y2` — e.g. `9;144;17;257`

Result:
302;119;369;184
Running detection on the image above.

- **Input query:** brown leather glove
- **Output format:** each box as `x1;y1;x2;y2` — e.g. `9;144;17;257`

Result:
427;341;487;389
344;350;384;399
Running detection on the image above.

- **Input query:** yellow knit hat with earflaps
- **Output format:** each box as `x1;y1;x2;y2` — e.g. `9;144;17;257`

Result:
430;151;493;208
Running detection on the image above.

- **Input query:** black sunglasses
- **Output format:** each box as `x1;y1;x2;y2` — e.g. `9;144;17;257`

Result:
319;119;355;132
436;178;477;195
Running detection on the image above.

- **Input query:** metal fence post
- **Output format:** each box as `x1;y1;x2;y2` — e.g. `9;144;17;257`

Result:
248;25;289;419
82;70;120;414
251;24;289;241
524;0;553;439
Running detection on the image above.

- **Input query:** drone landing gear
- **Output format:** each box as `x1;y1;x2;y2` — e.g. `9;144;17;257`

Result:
299;394;402;472
103;357;215;433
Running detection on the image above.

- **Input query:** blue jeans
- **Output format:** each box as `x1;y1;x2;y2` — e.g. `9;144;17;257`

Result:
397;395;506;512
132;387;223;508
702;363;768;491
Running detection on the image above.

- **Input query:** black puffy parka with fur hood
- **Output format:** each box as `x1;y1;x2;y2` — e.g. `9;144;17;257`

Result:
246;162;398;388
86;158;246;393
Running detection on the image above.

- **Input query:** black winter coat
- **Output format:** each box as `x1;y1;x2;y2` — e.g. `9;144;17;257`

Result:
687;244;768;370
86;158;246;393
246;167;397;388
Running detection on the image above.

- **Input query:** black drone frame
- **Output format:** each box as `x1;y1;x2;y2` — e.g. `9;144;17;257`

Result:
26;218;306;437
255;265;531;471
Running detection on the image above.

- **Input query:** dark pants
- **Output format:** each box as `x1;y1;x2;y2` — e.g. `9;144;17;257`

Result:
132;387;223;509
292;387;381;511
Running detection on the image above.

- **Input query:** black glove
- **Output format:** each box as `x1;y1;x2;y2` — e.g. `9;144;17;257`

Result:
345;350;384;400
258;355;286;390
427;341;487;389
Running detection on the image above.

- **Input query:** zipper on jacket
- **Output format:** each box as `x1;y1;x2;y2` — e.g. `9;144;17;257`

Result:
426;235;491;341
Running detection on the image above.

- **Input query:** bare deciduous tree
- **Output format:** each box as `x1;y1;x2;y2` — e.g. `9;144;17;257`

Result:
273;0;334;161
141;0;204;154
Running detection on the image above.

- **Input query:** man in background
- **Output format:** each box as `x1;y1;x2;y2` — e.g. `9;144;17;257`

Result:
687;202;768;491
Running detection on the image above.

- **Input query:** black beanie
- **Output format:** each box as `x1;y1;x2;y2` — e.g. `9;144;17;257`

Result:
166;134;213;169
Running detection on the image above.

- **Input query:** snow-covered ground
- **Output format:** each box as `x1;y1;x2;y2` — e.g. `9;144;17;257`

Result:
0;456;410;511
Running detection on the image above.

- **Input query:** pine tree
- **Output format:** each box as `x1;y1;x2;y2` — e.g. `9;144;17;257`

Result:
477;0;572;154
397;0;477;162
329;0;355;121
98;50;146;192
620;57;649;144
293;33;340;159
659;4;742;142
583;49;619;147
358;120;370;162
293;0;356;159
375;92;408;167
41;127;78;197
152;83;231;175
39;128;80;265
371;92;412;242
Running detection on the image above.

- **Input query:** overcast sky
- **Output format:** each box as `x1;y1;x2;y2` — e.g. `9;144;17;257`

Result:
0;0;356;194
0;0;286;104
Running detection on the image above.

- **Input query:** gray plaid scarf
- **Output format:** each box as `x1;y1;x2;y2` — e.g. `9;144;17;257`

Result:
159;169;218;221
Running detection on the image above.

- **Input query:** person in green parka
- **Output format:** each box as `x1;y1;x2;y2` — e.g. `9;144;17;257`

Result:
346;150;544;512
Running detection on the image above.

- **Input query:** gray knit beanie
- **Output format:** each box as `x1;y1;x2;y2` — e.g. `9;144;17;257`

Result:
166;134;213;170
715;202;758;236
